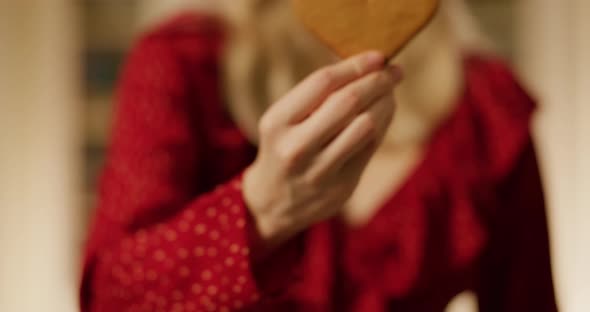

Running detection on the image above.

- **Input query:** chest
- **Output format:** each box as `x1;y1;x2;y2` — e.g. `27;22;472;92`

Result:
330;144;490;306
342;145;424;227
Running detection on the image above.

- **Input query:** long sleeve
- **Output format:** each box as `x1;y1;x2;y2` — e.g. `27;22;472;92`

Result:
80;17;303;312
477;138;558;312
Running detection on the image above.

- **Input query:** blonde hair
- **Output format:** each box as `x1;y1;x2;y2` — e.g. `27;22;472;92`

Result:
220;0;334;142
136;0;220;31
219;0;491;143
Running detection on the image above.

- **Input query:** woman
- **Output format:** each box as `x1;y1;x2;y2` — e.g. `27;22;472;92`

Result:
80;0;558;311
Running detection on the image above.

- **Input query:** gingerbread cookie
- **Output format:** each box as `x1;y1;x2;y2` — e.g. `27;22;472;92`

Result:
292;0;440;58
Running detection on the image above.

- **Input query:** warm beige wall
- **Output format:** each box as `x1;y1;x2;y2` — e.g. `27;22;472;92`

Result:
515;0;590;311
571;0;590;308
0;2;82;312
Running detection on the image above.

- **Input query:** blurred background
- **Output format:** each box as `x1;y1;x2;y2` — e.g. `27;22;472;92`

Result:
0;0;588;311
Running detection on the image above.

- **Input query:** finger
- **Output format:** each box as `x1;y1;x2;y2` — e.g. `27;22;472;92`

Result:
340;135;379;181
295;65;402;151
267;51;386;125
320;92;395;175
302;98;385;182
318;128;380;191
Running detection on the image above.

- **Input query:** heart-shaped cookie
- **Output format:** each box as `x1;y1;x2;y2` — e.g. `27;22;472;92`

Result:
292;0;440;58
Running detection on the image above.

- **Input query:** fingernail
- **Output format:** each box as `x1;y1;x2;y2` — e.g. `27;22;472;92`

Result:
365;51;385;67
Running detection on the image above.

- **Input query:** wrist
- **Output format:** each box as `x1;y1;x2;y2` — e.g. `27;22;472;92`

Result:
242;164;281;242
242;164;298;252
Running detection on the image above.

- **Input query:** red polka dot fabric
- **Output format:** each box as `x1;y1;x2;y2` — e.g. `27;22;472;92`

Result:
90;178;279;312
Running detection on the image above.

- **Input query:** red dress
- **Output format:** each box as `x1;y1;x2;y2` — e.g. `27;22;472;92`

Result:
80;13;558;312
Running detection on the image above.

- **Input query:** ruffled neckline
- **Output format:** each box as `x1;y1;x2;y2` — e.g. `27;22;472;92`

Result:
333;54;536;298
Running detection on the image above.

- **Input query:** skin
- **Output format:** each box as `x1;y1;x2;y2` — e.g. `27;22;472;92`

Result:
242;51;403;253
343;13;464;227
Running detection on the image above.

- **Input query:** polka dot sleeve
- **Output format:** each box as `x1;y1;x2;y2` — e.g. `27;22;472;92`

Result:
91;176;303;312
81;20;304;312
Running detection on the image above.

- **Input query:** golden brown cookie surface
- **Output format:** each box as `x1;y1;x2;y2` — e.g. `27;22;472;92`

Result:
292;0;440;58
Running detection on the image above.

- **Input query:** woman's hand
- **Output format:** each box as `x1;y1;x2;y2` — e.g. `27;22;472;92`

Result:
243;51;402;250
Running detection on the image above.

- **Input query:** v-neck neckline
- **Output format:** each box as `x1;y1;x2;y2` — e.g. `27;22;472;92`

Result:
336;56;473;233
